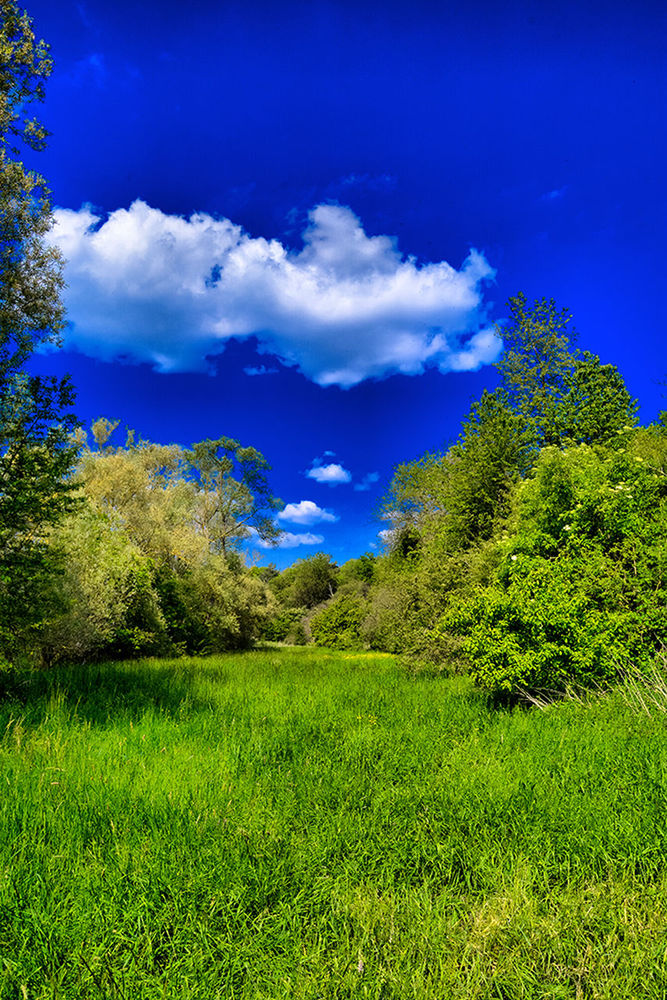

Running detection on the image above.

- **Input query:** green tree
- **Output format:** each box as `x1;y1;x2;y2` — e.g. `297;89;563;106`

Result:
496;294;636;448
186;437;282;556
0;0;78;657
497;293;577;446
559;351;637;445
272;552;338;609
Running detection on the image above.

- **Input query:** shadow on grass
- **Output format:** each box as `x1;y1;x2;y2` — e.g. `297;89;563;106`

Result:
0;656;215;727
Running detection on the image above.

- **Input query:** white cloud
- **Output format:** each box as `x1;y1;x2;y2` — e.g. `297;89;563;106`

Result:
49;200;499;388
243;364;278;376
306;462;352;486
253;531;325;549
378;528;397;544
354;472;380;492
278;500;338;525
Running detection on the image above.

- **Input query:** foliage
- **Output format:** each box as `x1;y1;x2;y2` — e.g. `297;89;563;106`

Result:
444;439;667;690
359;294;646;691
310;590;366;649
186;437;282;554
338;551;376;586
270;551;338;609
39;507;167;664
559;350;637;445
259;606;307;644
496;293;578;446
42;423;278;661
497;294;636;448
0;0;78;659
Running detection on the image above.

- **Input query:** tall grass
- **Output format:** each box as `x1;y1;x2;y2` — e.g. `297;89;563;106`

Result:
0;648;666;997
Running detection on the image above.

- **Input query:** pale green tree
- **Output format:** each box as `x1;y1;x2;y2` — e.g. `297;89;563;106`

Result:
186;437;282;556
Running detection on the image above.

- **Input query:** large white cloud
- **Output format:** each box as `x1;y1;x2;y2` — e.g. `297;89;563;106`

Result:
49;200;499;388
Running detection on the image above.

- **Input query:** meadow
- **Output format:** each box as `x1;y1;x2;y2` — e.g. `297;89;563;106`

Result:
0;648;666;999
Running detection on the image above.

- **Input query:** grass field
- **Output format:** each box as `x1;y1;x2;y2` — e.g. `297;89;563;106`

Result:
1;648;667;998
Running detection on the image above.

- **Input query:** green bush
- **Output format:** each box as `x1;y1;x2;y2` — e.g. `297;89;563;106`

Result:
259;607;306;644
311;592;366;650
443;440;667;691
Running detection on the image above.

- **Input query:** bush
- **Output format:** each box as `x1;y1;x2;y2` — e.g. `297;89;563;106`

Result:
311;592;366;650
259;607;306;644
443;441;667;691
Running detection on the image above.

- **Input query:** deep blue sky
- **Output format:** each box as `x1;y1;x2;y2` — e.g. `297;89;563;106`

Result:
26;0;666;566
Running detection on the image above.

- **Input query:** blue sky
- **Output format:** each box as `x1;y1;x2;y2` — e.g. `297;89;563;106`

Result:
26;0;666;567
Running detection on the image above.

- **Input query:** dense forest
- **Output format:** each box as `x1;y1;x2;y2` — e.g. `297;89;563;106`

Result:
2;0;666;697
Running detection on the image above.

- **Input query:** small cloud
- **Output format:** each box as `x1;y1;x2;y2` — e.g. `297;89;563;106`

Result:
354;472;380;492
378;528;396;544
306;462;352;486
339;172;397;192
243;364;278;376
448;327;501;371
248;527;325;550
254;531;324;549
278;500;338;525
541;186;568;202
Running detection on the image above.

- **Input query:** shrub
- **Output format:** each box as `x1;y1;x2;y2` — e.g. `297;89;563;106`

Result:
311;592;366;650
259;607;306;644
443;441;667;692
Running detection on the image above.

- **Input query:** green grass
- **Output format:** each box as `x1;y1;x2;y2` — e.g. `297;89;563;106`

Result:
1;648;667;998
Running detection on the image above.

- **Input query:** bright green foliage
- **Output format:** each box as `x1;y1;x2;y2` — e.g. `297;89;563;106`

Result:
558;350;637;445
308;557;377;650
438;389;533;547
357;294;643;687
497;293;578;446
310;591;367;649
270;551;338;609
43;425;277;661
445;437;667;690
497;294;636;449
365;390;530;661
258;606;306;643
338;552;376;586
39;507;167;664
384;391;529;556
0;0;78;659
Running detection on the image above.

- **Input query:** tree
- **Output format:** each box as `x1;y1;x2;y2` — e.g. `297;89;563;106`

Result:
186;437;282;556
272;552;338;609
0;0;78;656
382;390;531;557
496;293;576;446
496;294;636;448
42;425;278;660
558;351;637;445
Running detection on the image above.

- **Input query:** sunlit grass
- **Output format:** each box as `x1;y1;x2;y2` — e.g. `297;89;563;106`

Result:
0;649;666;997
